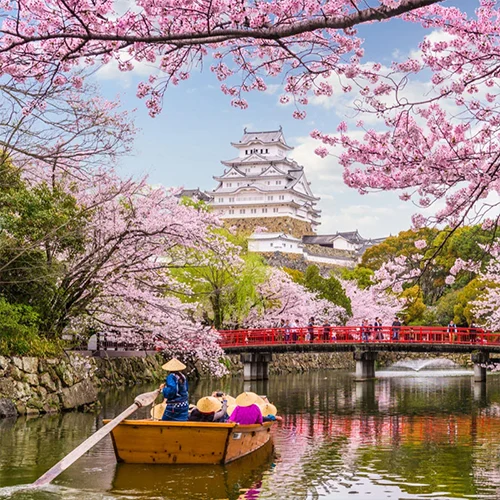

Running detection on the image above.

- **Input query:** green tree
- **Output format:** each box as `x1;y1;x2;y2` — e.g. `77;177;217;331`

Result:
0;162;88;332
400;285;426;325
453;279;488;327
303;265;352;316
171;229;269;329
340;266;374;289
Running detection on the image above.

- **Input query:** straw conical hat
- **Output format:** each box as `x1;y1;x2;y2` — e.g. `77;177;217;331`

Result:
196;396;222;414
162;358;186;371
150;401;166;420
260;403;277;416
235;391;260;407
224;395;237;406
227;404;236;416
213;394;236;406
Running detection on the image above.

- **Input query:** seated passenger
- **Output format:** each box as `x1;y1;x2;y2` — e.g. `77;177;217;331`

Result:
259;402;282;422
188;396;228;422
229;392;263;425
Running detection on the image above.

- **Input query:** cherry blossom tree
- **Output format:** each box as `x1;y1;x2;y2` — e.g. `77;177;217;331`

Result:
0;74;135;179
472;249;500;330
243;268;347;327
341;279;404;326
1;163;229;374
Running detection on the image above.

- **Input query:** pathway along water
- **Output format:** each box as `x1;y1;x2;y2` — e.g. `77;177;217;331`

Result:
2;369;500;499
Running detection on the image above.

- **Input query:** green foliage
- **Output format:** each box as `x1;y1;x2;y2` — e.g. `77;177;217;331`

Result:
171;229;268;329
0;163;89;337
178;195;211;212
400;285;426;325
0;297;61;356
340;266;374;289
303;265;352;316
361;228;439;271
283;267;304;284
434;290;460;326
453;279;488;326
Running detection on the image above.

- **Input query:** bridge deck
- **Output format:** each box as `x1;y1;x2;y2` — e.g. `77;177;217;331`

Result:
219;326;500;354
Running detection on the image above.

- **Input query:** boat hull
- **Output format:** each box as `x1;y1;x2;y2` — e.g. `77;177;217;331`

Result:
104;419;274;465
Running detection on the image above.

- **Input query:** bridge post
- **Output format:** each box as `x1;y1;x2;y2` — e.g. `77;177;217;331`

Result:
240;352;272;381
471;352;489;383
354;350;378;381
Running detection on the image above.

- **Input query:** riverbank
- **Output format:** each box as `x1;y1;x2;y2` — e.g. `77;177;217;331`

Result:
0;350;476;417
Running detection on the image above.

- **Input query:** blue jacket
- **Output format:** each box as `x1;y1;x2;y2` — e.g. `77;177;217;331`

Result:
162;372;188;403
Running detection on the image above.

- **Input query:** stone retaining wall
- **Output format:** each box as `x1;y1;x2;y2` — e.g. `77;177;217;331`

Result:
0;353;165;418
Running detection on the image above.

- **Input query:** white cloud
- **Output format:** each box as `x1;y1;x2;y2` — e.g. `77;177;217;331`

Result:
96;56;155;87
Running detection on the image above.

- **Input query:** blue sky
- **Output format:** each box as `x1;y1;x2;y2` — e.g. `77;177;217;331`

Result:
94;0;473;239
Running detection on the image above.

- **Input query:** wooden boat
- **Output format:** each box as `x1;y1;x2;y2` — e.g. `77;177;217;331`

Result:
104;419;274;465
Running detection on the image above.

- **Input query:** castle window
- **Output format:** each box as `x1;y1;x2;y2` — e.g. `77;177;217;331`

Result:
226;182;232;187
260;149;263;153
240;209;245;214
250;208;257;214
276;180;282;185
229;197;234;202
279;195;285;200
270;243;273;247
266;148;269;153
262;208;268;213
273;208;279;213
218;198;224;202
228;209;234;214
245;150;248;155
267;196;273;201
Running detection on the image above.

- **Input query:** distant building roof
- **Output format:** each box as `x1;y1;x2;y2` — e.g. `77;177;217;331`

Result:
302;232;386;256
176;188;212;202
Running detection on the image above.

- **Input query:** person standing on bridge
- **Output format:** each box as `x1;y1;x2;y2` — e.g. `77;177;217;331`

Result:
322;320;331;343
292;319;300;343
447;320;458;342
361;319;371;342
392;317;401;341
308;317;315;343
284;319;291;344
374;317;383;341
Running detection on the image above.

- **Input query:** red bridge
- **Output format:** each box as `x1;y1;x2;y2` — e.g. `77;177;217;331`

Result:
218;325;498;351
218;326;500;382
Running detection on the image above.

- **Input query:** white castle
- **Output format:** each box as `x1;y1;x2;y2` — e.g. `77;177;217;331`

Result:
180;128;384;267
207;128;320;235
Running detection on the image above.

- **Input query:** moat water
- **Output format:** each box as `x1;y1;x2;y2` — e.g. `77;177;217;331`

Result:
2;368;500;499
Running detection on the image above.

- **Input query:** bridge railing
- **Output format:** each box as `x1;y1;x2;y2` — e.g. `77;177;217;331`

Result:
218;326;498;348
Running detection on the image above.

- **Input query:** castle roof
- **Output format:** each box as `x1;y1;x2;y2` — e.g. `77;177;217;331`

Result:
231;127;293;150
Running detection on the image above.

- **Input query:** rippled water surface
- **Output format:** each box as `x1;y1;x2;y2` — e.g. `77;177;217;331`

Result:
2;369;500;499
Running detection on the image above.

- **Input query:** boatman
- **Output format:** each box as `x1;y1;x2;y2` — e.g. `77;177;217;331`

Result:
159;358;189;421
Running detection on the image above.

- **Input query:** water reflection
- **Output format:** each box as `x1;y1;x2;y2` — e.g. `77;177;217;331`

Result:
2;371;500;499
111;441;273;499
